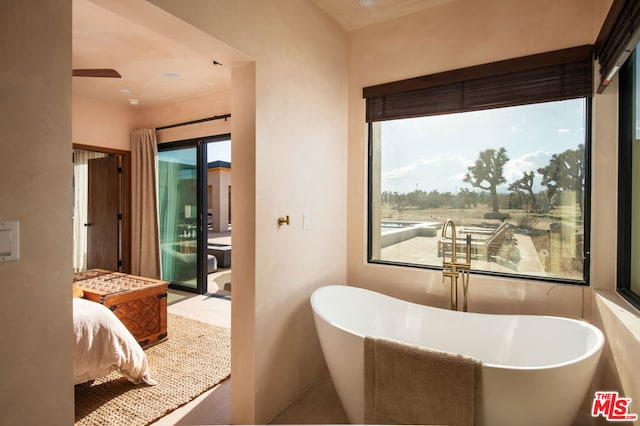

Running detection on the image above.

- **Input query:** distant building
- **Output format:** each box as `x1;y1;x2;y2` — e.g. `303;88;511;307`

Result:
207;160;231;232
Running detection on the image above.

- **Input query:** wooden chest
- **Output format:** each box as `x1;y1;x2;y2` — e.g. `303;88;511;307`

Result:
73;269;168;349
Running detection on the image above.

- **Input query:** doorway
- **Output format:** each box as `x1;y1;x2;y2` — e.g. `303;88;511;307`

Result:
72;145;131;273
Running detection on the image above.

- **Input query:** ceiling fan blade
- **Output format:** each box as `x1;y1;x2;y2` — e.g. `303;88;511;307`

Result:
72;69;121;78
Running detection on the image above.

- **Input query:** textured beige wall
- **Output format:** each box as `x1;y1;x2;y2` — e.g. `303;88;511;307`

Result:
347;0;640;413
147;1;349;423
590;67;640;414
591;293;640;422
73;96;135;150
591;67;618;296
230;59;257;424
0;0;74;423
5;0;635;424
134;90;231;143
73;91;231;150
347;0;600;316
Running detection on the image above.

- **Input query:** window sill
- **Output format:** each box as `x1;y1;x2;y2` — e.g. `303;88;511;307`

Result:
592;290;640;404
594;290;640;338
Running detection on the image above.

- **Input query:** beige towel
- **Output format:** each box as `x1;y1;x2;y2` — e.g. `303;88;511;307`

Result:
364;336;482;425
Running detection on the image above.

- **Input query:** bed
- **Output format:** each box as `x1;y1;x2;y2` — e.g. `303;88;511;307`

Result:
73;296;156;386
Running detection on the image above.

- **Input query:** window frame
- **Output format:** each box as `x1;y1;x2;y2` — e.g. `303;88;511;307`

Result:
364;47;594;285
617;48;640;309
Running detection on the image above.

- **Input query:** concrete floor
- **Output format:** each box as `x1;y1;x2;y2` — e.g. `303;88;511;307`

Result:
270;375;348;424
380;233;545;275
151;282;347;426
151;229;350;425
150;371;347;425
149;285;232;426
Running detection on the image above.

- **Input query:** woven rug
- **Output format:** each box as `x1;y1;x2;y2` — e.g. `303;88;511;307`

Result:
75;314;231;426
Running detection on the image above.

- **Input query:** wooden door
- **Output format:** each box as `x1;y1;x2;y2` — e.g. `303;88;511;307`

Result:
87;156;121;271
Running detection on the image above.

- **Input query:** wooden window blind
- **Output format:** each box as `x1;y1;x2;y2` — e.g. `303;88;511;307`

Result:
594;0;640;93
363;45;593;123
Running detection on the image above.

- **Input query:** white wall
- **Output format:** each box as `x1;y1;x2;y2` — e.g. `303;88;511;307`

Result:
0;0;74;423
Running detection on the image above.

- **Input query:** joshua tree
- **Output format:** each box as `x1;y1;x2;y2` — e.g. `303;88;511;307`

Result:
508;171;536;212
464;147;509;213
537;144;585;217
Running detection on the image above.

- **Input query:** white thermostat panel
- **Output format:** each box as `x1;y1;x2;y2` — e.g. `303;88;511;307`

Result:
0;221;19;261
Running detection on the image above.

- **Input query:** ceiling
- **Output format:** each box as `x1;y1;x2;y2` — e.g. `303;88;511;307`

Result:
311;0;456;31
72;0;231;108
72;0;454;108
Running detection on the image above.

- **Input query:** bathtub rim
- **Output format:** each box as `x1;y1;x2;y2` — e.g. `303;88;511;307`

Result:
310;284;605;371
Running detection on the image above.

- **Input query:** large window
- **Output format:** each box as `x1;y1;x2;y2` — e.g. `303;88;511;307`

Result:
366;47;592;283
617;43;640;308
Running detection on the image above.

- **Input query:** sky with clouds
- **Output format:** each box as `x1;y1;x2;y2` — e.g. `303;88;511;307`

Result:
380;98;586;194
207;139;231;163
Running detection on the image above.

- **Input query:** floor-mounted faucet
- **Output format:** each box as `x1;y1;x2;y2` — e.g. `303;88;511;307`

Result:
441;219;471;311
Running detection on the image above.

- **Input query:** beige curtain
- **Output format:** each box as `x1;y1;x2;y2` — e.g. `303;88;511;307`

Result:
131;129;161;278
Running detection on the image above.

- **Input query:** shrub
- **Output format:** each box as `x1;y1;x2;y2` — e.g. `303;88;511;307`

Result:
483;212;510;221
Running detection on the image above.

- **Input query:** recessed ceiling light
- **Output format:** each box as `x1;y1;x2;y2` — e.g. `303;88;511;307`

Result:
120;88;132;93
128;98;139;105
359;0;379;7
161;71;181;78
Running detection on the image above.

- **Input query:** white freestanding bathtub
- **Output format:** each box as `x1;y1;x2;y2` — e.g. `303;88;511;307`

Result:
311;285;604;426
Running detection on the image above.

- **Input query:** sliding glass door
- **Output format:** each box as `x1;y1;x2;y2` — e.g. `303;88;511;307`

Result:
157;134;231;294
157;142;206;292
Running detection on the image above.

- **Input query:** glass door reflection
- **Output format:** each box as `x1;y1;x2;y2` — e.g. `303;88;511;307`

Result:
158;146;199;290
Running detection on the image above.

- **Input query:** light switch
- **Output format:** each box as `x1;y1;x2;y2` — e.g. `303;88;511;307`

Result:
0;230;10;256
0;221;19;261
303;212;311;230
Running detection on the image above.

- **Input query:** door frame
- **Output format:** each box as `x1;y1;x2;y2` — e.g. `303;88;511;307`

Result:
74;143;131;273
157;138;207;294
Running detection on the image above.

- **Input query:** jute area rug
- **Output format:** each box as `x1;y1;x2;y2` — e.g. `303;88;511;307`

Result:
75;314;231;426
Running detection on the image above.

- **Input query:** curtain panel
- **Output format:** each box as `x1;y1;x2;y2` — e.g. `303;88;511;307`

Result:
131;129;161;279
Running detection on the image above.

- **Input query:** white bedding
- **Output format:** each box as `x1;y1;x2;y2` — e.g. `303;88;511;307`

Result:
73;297;157;386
